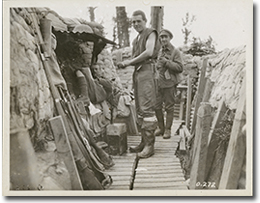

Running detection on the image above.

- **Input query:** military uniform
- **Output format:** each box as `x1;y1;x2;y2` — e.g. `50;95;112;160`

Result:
130;27;160;158
154;29;183;139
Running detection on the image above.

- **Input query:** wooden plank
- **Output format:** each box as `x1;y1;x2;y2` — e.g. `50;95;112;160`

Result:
135;173;185;179
133;186;188;190
108;186;129;190
49;116;83;190
138;162;180;167
107;171;132;176
134;182;186;188
202;78;214;102
136;169;183;174
134;177;185;182
109;180;130;186
219;78;246;189
136;166;182;171
110;175;133;181
106;134;186;190
207;100;227;144
190;59;208;134
178;86;187;121
138;159;180;164
185;75;192;129
183;125;192;143
108;167;135;172
179;128;186;151
189;102;212;189
205;100;227;178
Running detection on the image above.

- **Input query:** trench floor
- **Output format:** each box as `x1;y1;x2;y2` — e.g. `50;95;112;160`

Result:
106;121;188;190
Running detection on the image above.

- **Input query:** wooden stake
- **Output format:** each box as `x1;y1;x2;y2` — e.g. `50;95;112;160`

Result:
189;102;212;189
190;59;208;134
219;78;246;189
202;78;214;102
205;100;228;179
49;116;83;190
183;125;192;144
185;75;192;129
179;127;186;151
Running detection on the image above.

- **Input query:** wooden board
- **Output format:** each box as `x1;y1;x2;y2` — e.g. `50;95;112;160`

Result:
49;116;83;190
185;75;192;129
106;135;187;190
189;103;212;189
205;100;227;178
190;59;208;134
219;79;246;189
179;128;186;151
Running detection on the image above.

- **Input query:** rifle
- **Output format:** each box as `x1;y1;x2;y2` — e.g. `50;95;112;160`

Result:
62;89;114;169
28;8;111;189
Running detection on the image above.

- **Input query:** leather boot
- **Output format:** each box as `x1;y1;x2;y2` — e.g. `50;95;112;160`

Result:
163;110;174;139
138;144;154;158
163;129;171;139
129;133;145;153
138;129;155;159
155;110;165;136
165;110;174;130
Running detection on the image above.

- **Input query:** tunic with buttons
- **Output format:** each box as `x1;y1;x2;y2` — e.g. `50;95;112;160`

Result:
156;43;183;89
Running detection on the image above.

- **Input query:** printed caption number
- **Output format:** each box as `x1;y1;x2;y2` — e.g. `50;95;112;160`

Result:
195;182;216;188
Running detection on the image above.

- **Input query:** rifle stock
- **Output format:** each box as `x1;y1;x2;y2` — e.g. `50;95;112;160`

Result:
29;8;111;189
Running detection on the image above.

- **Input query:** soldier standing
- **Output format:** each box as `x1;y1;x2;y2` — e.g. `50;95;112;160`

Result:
117;10;159;158
154;29;183;139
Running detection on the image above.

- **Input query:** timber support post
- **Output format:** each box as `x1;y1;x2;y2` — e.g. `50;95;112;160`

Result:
189;102;212;189
219;78;246;189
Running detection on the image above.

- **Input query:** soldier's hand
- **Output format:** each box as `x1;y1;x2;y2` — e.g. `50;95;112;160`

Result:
159;56;168;64
117;62;126;69
117;60;131;69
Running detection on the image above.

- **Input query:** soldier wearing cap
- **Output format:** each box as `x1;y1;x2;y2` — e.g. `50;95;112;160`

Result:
154;29;183;139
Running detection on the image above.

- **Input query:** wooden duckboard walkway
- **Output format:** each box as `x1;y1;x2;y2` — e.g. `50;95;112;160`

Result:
106;121;187;190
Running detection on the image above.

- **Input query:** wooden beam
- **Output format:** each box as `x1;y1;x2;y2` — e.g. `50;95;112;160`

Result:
185;75;192;129
183;125;192;144
202;78;214;102
189;102;212;189
205;99;228;179
179;128;186;151
49;116;83;190
190;59;208;134
219;78;246;189
179;89;186;120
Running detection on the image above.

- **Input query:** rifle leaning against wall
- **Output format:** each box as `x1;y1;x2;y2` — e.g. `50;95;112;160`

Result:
28;8;112;189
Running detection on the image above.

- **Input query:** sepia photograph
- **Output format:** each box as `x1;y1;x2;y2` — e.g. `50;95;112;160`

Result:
2;0;253;196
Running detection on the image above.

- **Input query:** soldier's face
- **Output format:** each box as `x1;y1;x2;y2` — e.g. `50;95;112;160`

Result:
159;35;171;47
132;15;146;33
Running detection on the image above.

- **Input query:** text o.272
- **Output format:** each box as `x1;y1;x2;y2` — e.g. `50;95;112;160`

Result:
195;182;216;188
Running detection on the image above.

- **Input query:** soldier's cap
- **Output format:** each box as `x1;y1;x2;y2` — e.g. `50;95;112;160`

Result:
159;29;174;39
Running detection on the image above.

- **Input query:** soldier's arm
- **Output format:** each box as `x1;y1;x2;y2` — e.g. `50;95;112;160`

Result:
124;32;156;66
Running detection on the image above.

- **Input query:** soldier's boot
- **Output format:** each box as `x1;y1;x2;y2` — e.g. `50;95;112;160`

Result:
138;129;155;158
129;135;145;153
138;117;157;159
163;110;174;139
154;109;165;136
